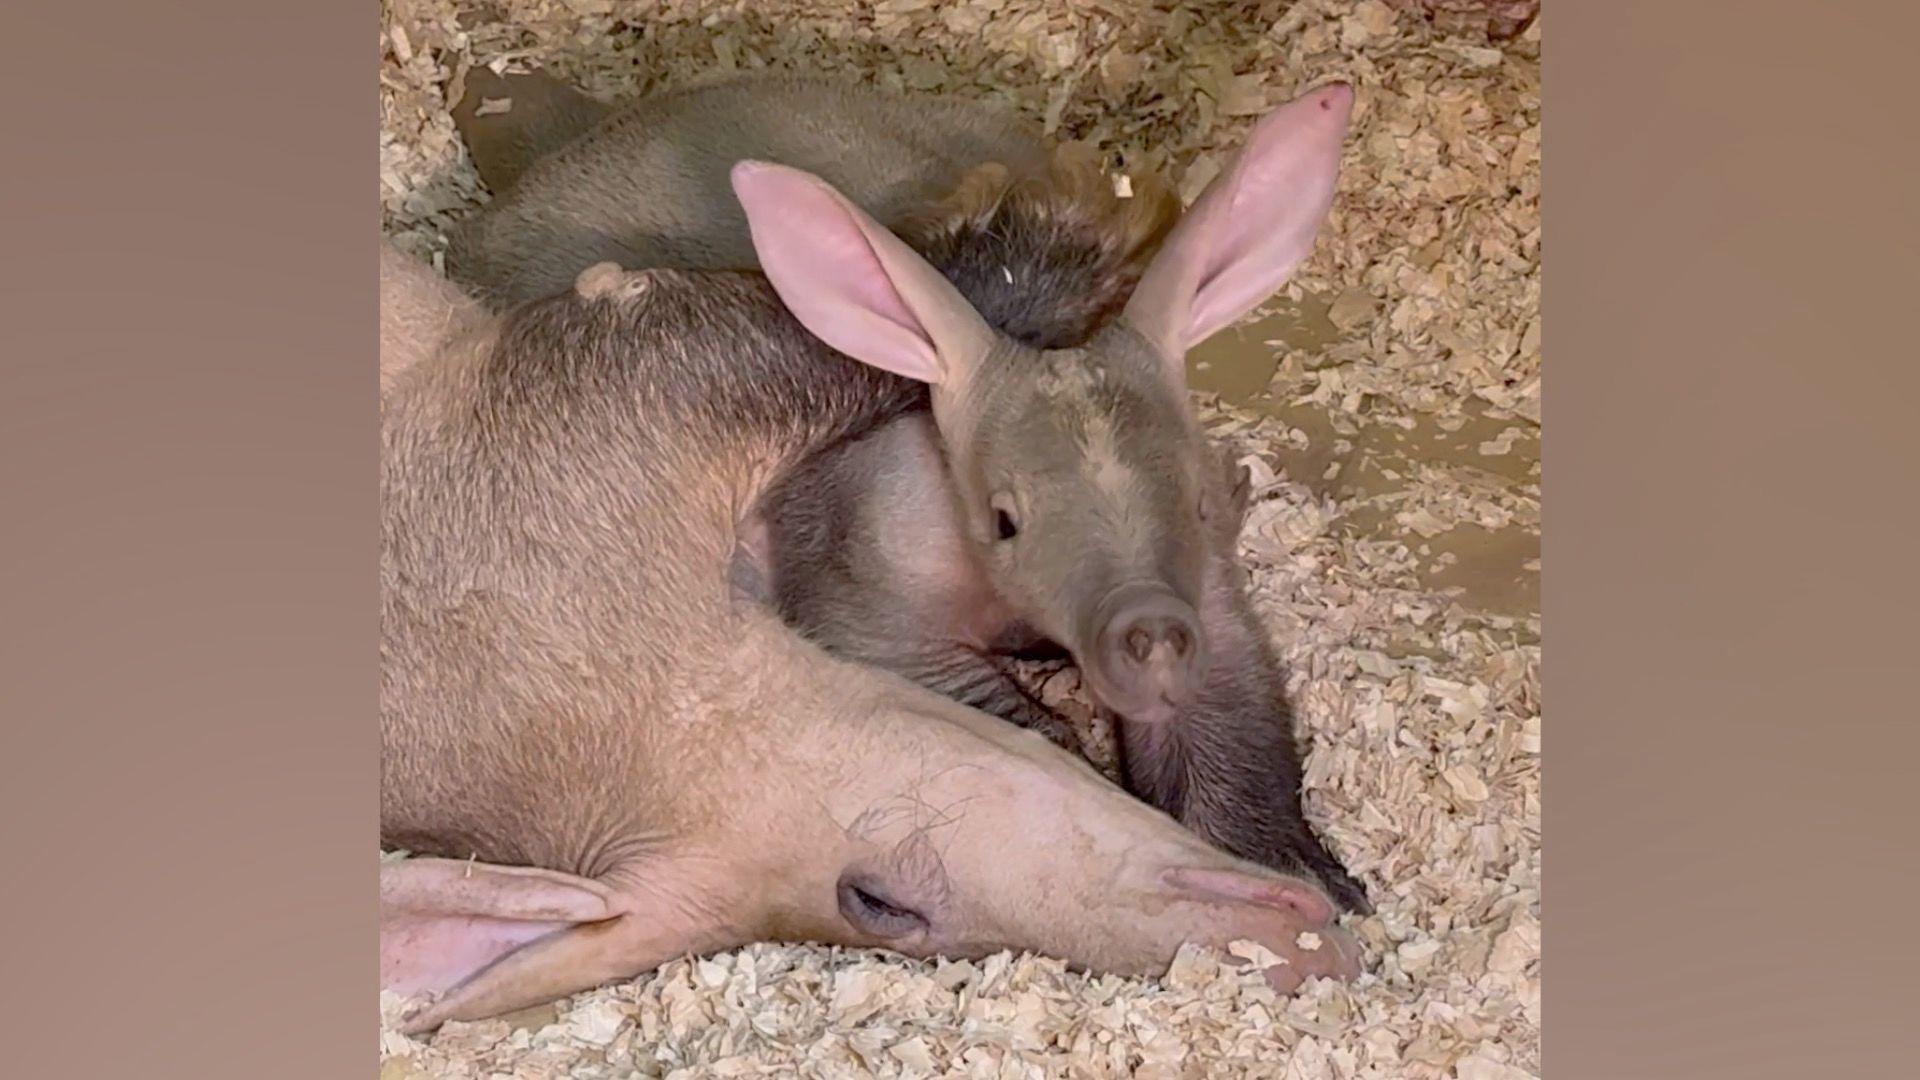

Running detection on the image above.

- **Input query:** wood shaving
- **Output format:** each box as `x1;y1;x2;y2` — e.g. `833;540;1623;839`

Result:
380;2;1543;1076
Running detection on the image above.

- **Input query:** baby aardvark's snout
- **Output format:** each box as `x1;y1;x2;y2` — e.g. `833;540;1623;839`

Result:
1088;582;1206;724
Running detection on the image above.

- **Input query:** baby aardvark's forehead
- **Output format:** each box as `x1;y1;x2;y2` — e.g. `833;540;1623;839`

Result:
997;346;1194;480
1030;348;1109;403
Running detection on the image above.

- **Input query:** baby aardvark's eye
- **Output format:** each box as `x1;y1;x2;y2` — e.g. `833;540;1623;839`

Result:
989;492;1021;541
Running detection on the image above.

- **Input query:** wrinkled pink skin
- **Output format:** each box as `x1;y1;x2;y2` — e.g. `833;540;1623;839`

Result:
378;249;1361;1034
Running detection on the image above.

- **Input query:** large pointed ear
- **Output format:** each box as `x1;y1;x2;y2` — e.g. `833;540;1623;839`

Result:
381;857;623;1006
381;856;724;1034
1123;83;1354;371
731;160;997;388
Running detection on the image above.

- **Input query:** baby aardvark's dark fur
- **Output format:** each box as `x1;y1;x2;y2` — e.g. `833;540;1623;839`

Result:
448;70;1369;912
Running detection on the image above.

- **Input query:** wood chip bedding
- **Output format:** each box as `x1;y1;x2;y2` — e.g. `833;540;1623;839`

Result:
379;3;1542;1076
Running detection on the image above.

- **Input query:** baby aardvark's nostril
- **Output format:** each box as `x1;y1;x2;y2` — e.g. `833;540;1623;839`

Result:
1126;626;1153;662
1166;623;1192;656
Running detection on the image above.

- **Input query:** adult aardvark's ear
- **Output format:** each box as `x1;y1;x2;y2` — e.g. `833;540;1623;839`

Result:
731;160;998;392
381;856;723;1034
1122;83;1354;380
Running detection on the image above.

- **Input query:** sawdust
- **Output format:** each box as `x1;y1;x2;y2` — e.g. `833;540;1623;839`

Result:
379;1;1542;1076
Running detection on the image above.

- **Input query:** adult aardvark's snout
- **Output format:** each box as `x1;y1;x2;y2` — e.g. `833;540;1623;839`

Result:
1085;581;1206;724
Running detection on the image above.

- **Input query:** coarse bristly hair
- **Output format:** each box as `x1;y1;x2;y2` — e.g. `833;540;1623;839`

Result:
898;143;1182;351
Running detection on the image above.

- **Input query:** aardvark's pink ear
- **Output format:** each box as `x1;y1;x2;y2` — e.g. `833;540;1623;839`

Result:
731;160;997;388
381;856;723;1034
381;856;624;1033
1123;83;1355;376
